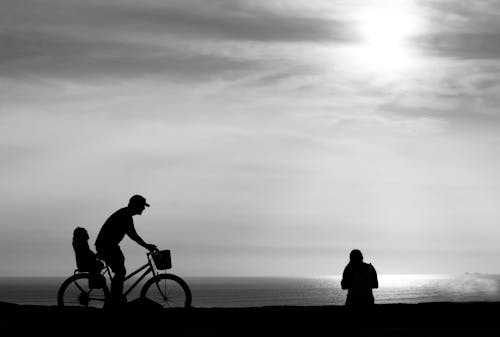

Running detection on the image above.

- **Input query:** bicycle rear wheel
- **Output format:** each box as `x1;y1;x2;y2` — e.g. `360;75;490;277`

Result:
140;273;192;308
57;273;109;308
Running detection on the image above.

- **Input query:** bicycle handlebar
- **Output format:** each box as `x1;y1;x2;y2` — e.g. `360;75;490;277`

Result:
147;248;161;256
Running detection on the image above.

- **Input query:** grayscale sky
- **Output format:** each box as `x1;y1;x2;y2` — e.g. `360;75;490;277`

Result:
1;0;500;277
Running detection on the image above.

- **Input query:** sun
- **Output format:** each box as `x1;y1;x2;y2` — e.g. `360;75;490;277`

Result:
351;3;423;73
359;8;419;48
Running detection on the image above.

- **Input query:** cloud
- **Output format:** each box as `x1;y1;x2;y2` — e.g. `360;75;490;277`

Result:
416;33;500;60
415;0;500;59
97;0;352;43
0;29;263;81
0;0;355;81
374;61;500;129
422;0;500;25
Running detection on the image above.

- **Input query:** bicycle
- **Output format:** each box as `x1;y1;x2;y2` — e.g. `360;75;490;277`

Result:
57;249;192;308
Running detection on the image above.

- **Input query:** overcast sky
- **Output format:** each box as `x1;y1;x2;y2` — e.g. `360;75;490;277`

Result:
1;0;500;277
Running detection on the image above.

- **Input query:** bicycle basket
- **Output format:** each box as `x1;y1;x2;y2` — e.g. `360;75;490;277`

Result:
152;250;172;270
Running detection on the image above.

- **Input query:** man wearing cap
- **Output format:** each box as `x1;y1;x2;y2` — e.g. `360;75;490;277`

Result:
95;195;157;306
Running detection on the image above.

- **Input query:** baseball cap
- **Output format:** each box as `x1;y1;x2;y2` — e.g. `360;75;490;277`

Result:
129;194;150;207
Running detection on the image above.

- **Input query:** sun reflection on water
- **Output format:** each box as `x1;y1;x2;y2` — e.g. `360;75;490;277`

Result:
378;274;451;288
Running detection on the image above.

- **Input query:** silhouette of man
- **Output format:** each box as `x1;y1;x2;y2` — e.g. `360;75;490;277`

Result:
95;195;157;306
341;249;378;306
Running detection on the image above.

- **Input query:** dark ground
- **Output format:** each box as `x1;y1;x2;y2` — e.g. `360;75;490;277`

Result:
2;301;500;336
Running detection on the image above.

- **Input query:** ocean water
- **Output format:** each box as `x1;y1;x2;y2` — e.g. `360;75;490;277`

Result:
1;274;500;307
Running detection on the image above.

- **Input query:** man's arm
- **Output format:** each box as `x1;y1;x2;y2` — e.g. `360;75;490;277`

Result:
341;266;350;290
127;225;157;251
370;264;379;289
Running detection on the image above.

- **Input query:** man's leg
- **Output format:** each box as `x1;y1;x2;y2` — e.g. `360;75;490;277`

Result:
109;247;126;305
98;246;126;306
88;260;105;289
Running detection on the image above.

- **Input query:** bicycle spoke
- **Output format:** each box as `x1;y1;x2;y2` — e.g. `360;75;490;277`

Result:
58;274;108;308
141;274;191;308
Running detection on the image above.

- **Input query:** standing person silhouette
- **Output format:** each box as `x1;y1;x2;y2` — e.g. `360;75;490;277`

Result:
95;195;157;307
341;249;378;306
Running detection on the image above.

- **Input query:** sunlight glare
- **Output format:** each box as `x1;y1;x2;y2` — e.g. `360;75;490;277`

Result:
351;3;423;74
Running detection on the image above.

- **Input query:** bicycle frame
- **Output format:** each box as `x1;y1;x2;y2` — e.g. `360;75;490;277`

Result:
101;251;160;298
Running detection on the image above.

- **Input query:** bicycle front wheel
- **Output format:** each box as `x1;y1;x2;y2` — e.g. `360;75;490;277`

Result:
57;273;109;308
140;274;192;308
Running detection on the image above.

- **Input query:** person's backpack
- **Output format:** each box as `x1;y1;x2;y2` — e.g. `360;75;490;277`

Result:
347;263;377;290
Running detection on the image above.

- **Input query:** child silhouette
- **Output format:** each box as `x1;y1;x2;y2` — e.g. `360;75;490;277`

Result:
72;227;104;288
